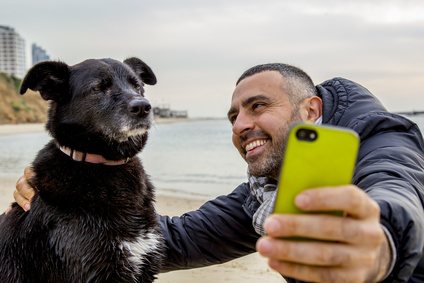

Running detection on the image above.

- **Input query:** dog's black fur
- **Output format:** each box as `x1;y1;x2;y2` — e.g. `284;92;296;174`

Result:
0;58;164;282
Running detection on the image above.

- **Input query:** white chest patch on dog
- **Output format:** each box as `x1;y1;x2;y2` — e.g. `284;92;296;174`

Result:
120;232;162;274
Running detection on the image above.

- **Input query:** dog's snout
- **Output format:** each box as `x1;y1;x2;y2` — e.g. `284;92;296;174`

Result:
129;100;151;118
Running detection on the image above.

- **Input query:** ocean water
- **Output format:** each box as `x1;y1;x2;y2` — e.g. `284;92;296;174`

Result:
142;119;247;197
0;116;423;198
0;119;248;198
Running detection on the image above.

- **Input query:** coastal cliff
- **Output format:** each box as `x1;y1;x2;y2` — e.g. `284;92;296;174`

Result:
0;73;48;124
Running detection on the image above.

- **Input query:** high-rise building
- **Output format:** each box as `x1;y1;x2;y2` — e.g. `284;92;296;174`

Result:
0;26;26;78
0;26;27;78
32;43;50;65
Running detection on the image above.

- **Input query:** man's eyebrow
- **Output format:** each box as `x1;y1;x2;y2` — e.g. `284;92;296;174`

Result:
242;94;272;108
227;94;272;120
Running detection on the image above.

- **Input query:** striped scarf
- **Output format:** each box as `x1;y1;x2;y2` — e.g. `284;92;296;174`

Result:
248;171;278;236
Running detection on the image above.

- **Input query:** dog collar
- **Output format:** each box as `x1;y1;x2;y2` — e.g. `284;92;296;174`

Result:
59;145;129;166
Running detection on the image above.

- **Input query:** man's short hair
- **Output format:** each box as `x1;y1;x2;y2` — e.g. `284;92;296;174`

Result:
236;63;317;107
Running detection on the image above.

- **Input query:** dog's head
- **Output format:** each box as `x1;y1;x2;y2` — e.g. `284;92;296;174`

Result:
20;57;157;160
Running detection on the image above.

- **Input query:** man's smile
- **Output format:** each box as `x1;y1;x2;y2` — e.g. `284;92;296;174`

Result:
245;139;267;151
244;139;269;158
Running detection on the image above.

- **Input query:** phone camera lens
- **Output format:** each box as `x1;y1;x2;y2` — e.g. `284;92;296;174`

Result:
296;129;318;141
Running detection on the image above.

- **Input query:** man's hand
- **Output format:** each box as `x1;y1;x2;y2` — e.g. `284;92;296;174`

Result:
256;185;392;283
13;166;36;211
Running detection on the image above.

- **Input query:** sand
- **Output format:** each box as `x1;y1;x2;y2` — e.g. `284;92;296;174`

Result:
0;123;285;282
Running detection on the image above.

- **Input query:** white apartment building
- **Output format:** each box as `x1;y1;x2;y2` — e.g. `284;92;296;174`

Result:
0;26;26;78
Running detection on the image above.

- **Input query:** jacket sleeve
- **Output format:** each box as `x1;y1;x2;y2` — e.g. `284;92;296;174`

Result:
349;112;424;282
159;182;261;272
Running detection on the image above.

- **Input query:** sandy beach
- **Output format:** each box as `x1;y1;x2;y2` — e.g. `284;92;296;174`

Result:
0;122;285;282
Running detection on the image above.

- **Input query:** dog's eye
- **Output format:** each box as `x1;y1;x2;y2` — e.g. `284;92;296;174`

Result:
92;86;102;92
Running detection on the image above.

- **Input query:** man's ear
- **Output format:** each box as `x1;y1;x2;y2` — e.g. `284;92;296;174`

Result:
20;61;70;102
124;57;157;86
300;96;323;123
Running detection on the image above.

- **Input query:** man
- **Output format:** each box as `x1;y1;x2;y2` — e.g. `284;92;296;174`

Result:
11;63;424;282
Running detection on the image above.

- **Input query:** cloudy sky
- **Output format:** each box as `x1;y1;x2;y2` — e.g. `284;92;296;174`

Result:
2;0;423;118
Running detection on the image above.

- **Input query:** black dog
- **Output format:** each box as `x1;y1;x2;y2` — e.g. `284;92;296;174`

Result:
0;58;164;282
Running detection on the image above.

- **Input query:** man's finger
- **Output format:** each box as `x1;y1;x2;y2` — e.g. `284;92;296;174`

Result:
13;188;31;211
295;185;380;220
16;174;35;201
267;258;367;283
264;214;384;244
24;166;35;180
257;236;380;267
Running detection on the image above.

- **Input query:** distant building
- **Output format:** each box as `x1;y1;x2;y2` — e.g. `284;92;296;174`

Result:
0;26;26;78
32;43;50;65
153;104;188;118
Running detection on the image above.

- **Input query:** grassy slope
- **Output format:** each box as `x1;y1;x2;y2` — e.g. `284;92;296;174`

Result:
0;73;48;124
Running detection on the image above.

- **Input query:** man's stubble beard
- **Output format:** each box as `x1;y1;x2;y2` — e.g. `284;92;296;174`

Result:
247;110;302;179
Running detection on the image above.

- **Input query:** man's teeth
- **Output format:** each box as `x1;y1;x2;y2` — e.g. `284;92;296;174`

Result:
245;140;266;151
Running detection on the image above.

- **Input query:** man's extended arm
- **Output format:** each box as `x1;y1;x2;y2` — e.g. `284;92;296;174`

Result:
160;182;260;271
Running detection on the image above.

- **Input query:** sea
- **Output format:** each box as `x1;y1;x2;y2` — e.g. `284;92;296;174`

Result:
0;119;247;198
1;116;423;198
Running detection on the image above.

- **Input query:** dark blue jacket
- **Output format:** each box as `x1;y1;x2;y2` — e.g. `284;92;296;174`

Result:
160;78;424;282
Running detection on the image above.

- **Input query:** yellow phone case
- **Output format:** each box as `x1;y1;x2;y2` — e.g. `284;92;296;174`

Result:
273;123;359;215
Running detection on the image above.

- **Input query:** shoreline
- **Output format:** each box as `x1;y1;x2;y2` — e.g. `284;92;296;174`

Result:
0;117;226;136
0;123;46;136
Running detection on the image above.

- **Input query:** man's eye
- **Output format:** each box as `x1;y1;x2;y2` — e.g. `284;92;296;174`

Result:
252;103;263;110
229;115;237;125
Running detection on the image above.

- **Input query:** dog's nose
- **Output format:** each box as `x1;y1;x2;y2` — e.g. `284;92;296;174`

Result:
129;100;151;118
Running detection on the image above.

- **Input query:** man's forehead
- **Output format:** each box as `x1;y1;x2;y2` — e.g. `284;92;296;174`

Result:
231;71;284;101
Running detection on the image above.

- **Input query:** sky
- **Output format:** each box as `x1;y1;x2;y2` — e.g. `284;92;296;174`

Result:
1;0;424;118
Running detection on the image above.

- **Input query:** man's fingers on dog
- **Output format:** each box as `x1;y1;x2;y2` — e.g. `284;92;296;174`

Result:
16;174;35;201
13;189;30;211
24;166;35;179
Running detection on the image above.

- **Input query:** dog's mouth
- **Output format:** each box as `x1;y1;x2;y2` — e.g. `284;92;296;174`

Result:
87;108;153;144
110;118;152;143
120;125;150;139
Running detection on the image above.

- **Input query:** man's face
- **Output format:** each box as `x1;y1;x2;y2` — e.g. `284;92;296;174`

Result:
228;71;303;179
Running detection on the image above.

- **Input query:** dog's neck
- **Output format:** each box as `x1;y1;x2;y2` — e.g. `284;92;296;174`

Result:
59;145;129;166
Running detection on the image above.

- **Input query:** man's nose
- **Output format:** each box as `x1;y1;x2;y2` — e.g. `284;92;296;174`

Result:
232;112;254;136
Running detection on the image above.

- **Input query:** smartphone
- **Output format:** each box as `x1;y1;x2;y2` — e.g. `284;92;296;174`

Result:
273;123;360;215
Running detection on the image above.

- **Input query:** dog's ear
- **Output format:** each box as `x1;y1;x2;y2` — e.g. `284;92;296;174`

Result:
20;61;70;102
124;57;157;86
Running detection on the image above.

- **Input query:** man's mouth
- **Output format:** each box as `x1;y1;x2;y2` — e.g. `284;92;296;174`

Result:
245;139;268;152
